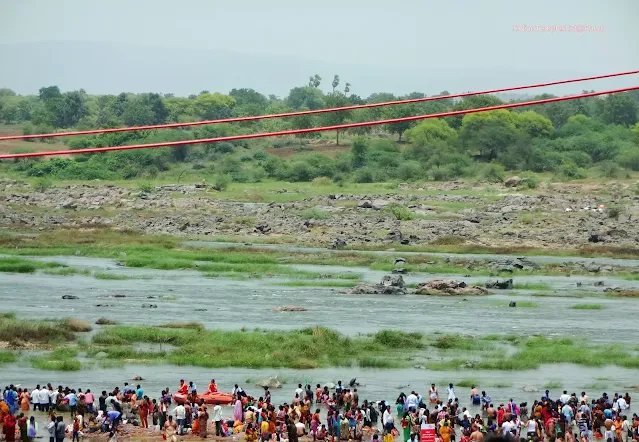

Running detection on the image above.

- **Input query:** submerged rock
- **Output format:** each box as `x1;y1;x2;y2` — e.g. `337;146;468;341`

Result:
414;279;489;296
62;295;79;300
272;306;308;312
347;275;407;296
95;317;117;325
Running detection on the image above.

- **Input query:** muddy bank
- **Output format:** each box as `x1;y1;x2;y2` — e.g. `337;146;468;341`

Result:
1;180;638;250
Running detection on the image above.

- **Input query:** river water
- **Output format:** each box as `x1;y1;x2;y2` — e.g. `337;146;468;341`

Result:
2;247;639;431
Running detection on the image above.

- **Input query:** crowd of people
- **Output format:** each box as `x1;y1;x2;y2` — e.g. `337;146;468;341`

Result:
0;380;636;442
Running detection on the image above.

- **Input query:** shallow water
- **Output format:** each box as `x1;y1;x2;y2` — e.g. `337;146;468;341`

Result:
2;257;639;343
2;363;638;415
185;241;639;268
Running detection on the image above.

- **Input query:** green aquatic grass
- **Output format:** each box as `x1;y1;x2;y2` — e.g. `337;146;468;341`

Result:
0;315;75;343
570;303;605;310
455;379;480;388
0;351;18;364
490;382;513;388
512;282;552;291
494;301;539;308
90;326;420;369
30;356;82;371
273;280;358;288
544;380;562;389
0;257;65;273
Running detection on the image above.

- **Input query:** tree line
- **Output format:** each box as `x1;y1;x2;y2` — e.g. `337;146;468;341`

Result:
0;76;638;184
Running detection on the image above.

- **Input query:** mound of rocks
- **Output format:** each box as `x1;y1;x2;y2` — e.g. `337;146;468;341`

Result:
272;306;308;312
348;275;407;296
414;279;489;296
257;376;282;389
488;257;540;272
485;279;513;289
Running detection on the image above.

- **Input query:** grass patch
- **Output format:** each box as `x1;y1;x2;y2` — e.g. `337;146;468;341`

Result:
63;318;92;332
489;382;513;388
512;282;552;291
0;351;18;364
158;322;205;331
494;301;539;308
93;272;131;280
90;326;419;369
544;380;562;389
0;315;75;344
30;356;82;371
570;303;605;310
273;280;358;288
455;379;480;388
0;257;65;273
301;208;331;220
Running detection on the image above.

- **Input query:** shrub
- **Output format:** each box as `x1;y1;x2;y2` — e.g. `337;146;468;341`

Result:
33;177;53;192
606;207;621;220
301;208;331;220
136;181;154;193
384;203;414;221
214;174;231;191
520;172;539;189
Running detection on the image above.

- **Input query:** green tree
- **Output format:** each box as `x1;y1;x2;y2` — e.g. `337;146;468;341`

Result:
0;88;16;97
308;74;321;88
600;93;639;127
194;92;236;120
287;87;325;110
351;136;369;168
383;103;417;142
448;94;504;129
290;109;320;144
229;88;268;109
515;111;553;138
122;96;155;126
460;110;521;160
332;75;340;92
322;92;351;145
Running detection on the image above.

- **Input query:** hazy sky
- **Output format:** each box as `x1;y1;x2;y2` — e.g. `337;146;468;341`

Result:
1;0;638;96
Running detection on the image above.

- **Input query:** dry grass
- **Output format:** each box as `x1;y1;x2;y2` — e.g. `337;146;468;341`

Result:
63;318;93;332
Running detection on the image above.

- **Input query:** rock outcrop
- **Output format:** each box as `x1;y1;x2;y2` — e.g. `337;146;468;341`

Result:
414;279;489;296
257;376;282;389
348;275;407;296
485;279;514;289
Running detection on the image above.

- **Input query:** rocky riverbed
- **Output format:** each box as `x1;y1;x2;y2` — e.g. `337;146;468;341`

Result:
1;179;638;250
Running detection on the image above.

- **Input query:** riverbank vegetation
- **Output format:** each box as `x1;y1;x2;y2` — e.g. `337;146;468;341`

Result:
1;81;638;187
1;229;637;281
3;319;639;372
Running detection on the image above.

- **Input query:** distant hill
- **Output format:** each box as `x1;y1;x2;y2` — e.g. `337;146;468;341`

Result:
0;41;634;98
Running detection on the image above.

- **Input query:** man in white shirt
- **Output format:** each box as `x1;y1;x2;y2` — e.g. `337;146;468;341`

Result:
559;391;570;405
617;397;628;411
31;386;40;412
174;403;186;435
295;384;304;401
212;402;224;436
406;392;419;411
383;406;394;433
39;387;51;412
502;419;515;436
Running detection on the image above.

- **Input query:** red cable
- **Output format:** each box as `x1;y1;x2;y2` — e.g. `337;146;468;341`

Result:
2;86;637;160
1;70;638;141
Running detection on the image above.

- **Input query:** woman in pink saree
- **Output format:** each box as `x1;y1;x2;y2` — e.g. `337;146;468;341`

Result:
234;398;243;422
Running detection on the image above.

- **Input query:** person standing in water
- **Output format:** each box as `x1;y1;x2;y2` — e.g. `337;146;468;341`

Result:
448;384;456;402
429;384;439;404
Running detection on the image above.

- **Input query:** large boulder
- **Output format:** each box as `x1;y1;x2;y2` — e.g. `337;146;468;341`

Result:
505;176;523;187
347;275;407;296
414;279;489;296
